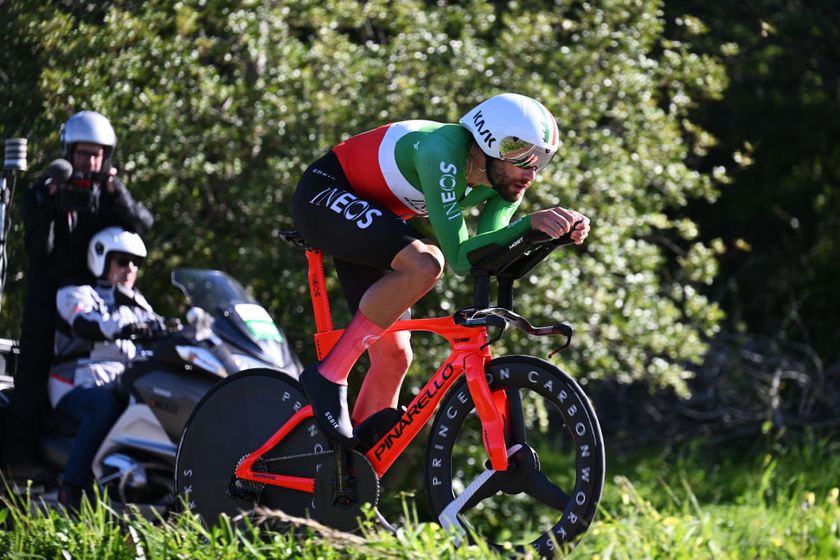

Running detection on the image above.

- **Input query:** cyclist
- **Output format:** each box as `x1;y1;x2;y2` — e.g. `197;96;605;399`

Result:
3;111;154;484
49;227;162;509
293;93;590;445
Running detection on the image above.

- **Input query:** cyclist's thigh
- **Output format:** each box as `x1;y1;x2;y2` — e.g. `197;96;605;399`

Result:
333;260;383;314
292;151;421;269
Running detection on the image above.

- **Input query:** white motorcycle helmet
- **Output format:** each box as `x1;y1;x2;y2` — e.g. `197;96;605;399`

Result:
459;93;560;171
88;227;147;278
60;111;117;162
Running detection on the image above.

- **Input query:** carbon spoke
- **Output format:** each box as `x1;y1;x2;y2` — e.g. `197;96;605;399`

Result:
505;387;527;444
461;474;503;511
522;470;571;510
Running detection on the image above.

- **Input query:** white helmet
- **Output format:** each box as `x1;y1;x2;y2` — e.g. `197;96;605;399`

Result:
459;93;560;171
60;111;117;161
88;227;147;278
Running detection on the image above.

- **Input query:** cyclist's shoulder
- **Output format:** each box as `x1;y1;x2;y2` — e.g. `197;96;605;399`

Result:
402;121;470;143
395;121;471;159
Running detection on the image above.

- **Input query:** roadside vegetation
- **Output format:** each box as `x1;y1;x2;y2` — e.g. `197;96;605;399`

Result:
3;437;837;559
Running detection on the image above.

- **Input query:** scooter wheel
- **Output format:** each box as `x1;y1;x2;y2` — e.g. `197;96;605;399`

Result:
175;368;329;526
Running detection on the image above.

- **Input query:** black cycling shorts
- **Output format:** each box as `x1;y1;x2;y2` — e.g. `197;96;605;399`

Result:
292;150;424;313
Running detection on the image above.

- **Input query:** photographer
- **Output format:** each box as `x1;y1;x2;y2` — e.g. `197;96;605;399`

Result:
50;227;161;509
3;111;154;483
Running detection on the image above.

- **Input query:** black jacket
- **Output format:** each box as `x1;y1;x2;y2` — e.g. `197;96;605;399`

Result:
22;173;154;284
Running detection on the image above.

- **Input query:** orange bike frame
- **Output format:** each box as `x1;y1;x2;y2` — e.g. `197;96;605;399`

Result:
236;249;511;489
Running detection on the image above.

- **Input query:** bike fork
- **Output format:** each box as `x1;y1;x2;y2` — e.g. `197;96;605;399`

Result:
464;353;510;471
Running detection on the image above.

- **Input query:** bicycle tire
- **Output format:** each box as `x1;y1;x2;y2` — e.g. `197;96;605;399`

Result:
175;368;329;526
426;355;605;558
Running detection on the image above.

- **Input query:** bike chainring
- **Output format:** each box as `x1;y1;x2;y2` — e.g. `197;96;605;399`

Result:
312;450;379;532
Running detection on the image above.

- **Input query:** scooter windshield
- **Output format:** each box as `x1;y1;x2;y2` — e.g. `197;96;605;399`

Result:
171;268;254;310
170;268;301;373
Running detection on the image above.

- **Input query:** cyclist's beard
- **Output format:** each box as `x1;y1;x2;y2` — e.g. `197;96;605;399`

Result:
487;159;526;203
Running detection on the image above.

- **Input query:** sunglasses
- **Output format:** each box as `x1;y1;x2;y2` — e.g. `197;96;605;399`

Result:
498;136;556;171
112;254;143;268
75;148;104;160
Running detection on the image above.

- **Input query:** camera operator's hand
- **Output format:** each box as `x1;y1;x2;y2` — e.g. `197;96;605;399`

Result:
105;166;118;193
35;159;74;209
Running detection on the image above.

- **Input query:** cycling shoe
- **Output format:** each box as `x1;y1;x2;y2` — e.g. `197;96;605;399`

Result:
354;406;404;452
299;365;358;448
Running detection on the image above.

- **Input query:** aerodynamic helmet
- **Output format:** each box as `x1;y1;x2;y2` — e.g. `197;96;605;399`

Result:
459;93;560;171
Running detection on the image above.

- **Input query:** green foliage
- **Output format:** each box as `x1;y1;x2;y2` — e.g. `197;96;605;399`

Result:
573;439;840;558
2;440;838;557
0;0;727;393
666;0;840;362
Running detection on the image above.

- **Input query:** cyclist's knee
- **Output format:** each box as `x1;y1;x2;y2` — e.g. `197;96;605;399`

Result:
394;242;444;281
417;251;444;283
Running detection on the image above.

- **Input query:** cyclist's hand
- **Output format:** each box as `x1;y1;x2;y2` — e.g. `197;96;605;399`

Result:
569;212;590;245
531;207;589;243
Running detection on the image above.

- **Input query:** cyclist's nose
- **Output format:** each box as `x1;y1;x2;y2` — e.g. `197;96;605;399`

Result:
520;166;537;182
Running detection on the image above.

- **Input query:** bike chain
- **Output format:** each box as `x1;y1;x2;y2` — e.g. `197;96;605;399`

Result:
259;450;334;465
228;450;334;502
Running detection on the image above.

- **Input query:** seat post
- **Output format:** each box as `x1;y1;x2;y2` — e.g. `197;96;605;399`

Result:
305;249;333;333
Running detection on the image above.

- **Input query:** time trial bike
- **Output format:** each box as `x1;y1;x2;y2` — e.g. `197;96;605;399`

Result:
175;228;605;558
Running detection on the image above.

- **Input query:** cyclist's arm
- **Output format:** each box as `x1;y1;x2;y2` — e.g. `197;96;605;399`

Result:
476;194;524;234
418;151;532;276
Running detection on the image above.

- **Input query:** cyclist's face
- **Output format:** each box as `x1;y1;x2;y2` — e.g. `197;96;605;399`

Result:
487;158;538;203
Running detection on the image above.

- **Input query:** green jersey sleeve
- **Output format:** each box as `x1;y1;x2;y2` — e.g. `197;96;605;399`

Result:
414;129;533;276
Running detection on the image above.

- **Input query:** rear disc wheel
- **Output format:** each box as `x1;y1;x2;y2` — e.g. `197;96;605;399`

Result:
175;368;329;526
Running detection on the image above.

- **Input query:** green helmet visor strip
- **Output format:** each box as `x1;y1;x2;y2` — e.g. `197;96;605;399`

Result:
498;136;556;171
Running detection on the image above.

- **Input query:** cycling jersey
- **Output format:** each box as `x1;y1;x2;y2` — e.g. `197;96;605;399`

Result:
331;121;533;276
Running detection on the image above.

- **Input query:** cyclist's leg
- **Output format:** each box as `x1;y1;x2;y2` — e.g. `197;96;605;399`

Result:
358;240;442;326
291;152;441;442
333;260;413;425
353;331;412;424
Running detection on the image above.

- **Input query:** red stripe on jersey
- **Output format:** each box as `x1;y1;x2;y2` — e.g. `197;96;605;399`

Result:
331;124;415;218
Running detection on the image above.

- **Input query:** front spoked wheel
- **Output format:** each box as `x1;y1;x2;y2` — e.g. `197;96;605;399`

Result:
426;356;605;558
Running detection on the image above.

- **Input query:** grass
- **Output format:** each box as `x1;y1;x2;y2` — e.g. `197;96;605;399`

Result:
1;437;838;559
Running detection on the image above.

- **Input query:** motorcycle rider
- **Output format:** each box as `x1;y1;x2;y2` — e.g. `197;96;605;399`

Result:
3;111;154;484
48;227;162;509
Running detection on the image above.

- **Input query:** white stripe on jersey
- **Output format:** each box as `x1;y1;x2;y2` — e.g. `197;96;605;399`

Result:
378;120;438;216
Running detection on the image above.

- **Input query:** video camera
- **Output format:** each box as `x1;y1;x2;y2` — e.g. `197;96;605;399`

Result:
48;158;106;213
